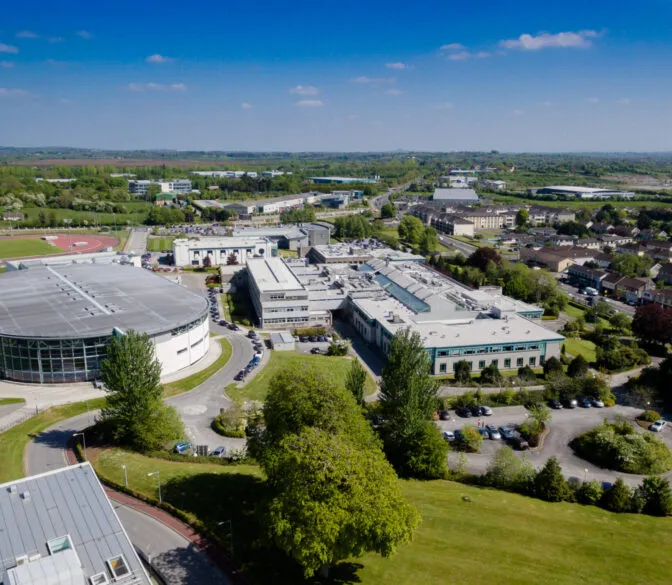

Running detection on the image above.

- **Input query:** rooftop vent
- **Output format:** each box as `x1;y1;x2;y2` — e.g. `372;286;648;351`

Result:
21;490;30;501
8;485;17;494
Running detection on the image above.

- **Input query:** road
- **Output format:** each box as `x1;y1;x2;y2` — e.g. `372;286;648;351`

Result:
25;413;230;585
372;178;419;211
557;281;637;316
438;234;477;256
125;227;149;255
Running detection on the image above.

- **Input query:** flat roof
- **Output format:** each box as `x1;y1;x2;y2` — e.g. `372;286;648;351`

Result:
433;188;479;201
173;236;271;249
247;257;304;292
542;186;633;194
0;463;150;584
0;263;207;339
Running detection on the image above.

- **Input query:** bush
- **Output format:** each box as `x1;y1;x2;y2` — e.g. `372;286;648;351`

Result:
484;446;535;494
576;480;604;506
637;476;672;516
638;410;661;423
535;457;571;502
211;404;247;439
326;341;349;356
567;355;589;378
517;366;536;381
570;420;672;474
385;421;448;479
600;479;634;513
453;425;483;453
543;356;563;378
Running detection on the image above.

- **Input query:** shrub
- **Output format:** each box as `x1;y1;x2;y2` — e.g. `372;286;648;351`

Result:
638;410;661;423
484;446;535;494
453;425;483;453
637;476;672;516
211;404;247;439
326;341;349;356
570;420;672;475
600;479;633;513
567;355;589;378
517;366;536;381
543;356;563;378
534;457;571;502
576;480;604;506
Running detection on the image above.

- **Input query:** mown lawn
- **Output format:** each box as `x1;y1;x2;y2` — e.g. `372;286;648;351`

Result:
563;337;597;363
162;338;232;397
0;398;25;406
146;237;176;252
92;449;672;585
0;238;62;259
564;304;586;320
226;350;377;402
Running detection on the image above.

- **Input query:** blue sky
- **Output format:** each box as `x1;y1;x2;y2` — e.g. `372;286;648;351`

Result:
1;0;670;152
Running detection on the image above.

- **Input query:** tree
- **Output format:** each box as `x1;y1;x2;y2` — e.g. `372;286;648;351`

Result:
467;247;501;272
397;215;424;245
226;252;238;265
576;480;604;506
632;304;672;346
380;202;396;218
202;254;212;268
556;221;589;237
534;457;570;502
543;356;563;378
637;476;672;516
515;208;529;228
262;427;420;577
610;254;653;278
479;363;503;385
609;312;632;334
600;478;633;513
418;227;439;255
345;358;367;405
485;446;534;493
567;355;589;378
454;360;472;384
99;330;184;451
517;365;536;381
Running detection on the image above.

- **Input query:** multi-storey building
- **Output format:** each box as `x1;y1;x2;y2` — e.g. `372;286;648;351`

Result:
173;236;277;267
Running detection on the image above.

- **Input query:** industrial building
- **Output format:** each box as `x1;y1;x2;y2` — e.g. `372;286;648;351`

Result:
0;263;209;383
189;170;259;178
128;179;192;196
245;249;563;374
310;176;378;184
0;463;151;585
173;236;277;267
308;242;425;265
231;223;330;250
432;188;479;203
534;186;635;199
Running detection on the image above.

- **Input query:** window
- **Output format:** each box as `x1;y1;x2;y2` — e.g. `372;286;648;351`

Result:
439;363;447;373
89;573;109;585
503;345;513;352
47;535;73;555
177;348;187;355
438;350;448;357
191;339;202;348
529;357;536;366
478;360;486;369
491;359;498;367
504;358;511;368
516;358;524;367
107;555;130;579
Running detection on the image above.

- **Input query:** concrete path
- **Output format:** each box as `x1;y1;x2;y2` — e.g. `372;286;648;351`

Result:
124;227;148;254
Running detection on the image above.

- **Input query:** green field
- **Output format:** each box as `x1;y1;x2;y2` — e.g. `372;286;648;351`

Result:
0;238;63;259
0;205;152;228
162;338;232;397
93;448;672;585
563;337;597;362
491;194;672;209
226;350;377;402
146;237;176;252
0;398;25;406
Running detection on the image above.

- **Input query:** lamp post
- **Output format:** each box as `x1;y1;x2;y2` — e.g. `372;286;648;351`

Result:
147;471;162;505
218;520;234;560
584;468;589;483
121;465;128;488
73;432;86;459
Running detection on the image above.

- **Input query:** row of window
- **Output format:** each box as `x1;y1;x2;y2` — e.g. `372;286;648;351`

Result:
265;306;309;313
436;356;538;374
436;343;541;358
264;317;310;324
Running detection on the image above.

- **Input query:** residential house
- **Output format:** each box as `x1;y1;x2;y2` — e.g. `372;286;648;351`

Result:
527;206;576;226
650;288;672;310
656;263;672;285
615;277;655;303
567;265;608;290
548;235;577;247
577;238;601;250
600;234;634;248
588;223;614;235
519;246;598;273
592;252;614;269
431;213;475;237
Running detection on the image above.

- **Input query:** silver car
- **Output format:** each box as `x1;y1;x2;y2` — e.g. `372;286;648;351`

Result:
486;425;501;440
650;420;667;433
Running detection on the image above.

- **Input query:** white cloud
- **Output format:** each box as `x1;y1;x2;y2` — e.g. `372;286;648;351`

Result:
289;85;319;95
146;54;173;63
447;51;471;61
500;30;599;51
128;82;187;92
16;30;38;39
349;76;395;84
436;102;454;109
385;62;408;70
0;61;15;68
241;102;253;110
0;43;19;54
587;97;600;104
76;30;93;40
49;37;64;43
616;97;631;105
475;51;490;58
295;99;324;107
385;88;404;95
440;43;465;51
0;88;29;97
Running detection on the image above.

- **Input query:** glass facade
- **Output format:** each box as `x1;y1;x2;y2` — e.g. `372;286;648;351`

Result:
0;335;110;383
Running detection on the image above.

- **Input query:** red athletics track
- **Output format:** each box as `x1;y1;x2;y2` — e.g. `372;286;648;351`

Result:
0;233;119;254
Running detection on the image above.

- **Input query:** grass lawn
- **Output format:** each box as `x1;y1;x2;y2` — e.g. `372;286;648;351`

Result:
146;236;176;252
564;304;586;320
222;292;252;326
162;338;232;397
7;205;151;227
226;350;377;403
563;337;597;363
0;399;106;484
0;398;25;406
92;449;672;585
490;194;672;210
0;238;62;259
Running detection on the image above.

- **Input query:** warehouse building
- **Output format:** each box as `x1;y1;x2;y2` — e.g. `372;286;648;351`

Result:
0;263;209;384
432;188;479;203
173;236;277;267
231;223;330;250
534;186;635;199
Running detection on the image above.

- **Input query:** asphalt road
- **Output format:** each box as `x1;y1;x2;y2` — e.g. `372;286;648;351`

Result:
124;227;149;255
24;413;230;585
438;404;672;487
438;234;477;256
557;281;637;316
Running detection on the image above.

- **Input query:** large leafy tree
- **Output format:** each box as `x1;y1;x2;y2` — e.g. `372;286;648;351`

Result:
345;358;368;406
637;476;672;517
467;246;501;272
632;304;672;346
380;202;396;218
397;215;424;245
99;330;183;451
418;227;439;255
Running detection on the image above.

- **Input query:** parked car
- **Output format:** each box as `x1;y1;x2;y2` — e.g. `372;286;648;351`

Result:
219;319;228;326
548;399;563;409
477;428;489;439
498;426;516;440
299;336;309;343
579;397;592;408
228;323;240;331
562;398;578;409
325;335;333;342
309;336;318;342
479;405;493;416
248;330;258;339
234;371;245;381
310;347;322;354
442;431;455;442
211;446;227;458
486;425;501;440
591;398;605;408
173;441;192;454
439;410;450;421
455;407;473;418
650;420;667;432
469;405;483;417
453;429;464;441
509;435;529;451
317;335;326;342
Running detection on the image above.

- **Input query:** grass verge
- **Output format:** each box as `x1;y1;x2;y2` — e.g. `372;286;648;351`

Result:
146;236;176;252
0;398;26;406
0;398;106;484
92;448;672;585
226;351;377;403
0;239;63;259
563;337;597;363
162;338;232;397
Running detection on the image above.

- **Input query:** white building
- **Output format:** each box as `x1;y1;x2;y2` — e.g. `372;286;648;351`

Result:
480;179;507;191
535;186;635;199
128;179;192;196
173;237;277;267
189;170;259;178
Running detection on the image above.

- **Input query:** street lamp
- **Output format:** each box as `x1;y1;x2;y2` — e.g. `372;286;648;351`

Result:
584;468;589;483
121;465;128;488
217;520;235;559
73;432;86;459
147;471;162;505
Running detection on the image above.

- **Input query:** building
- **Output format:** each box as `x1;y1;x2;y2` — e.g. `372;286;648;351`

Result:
0;463;151;585
649;288;672;309
261;170;291;178
567;265;608;290
431;213;475;237
0;263;209;383
308;242;424;265
231;223;330;250
656;263;672;285
2;212;24;221
432;188;479;204
310;176;377;184
527;206;575;226
480;179;507;191
128;179;192;196
35;178;76;184
535;186;635;199
173;236;277;267
193;194;316;216
189;170;258;178
458;208;516;230
269;331;296;351
438;175;478;188
519;246;599;273
155;192;177;206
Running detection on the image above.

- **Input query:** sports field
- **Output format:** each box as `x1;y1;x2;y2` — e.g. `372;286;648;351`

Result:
146;237;176;252
0;238;61;260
